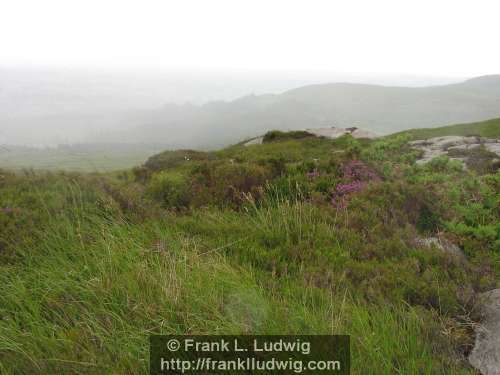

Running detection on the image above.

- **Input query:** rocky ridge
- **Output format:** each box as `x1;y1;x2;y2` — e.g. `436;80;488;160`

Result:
244;126;378;146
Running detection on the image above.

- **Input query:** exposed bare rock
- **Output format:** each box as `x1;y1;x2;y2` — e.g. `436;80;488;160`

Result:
410;136;500;165
469;289;500;375
415;236;465;260
306;127;349;139
243;137;264;146
485;143;500;155
448;144;481;152
306;126;378;139
351;128;380;139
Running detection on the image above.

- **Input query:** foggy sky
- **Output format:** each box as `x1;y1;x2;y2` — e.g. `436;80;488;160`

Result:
1;0;500;76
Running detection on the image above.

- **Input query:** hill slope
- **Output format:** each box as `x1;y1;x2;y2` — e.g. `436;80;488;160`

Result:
393;117;500;140
103;75;500;149
1;131;498;373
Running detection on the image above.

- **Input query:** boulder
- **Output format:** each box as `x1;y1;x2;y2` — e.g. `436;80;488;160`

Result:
469;289;500;375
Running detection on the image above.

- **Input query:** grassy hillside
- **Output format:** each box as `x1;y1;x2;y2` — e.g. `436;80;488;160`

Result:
0;132;499;373
394;117;500;140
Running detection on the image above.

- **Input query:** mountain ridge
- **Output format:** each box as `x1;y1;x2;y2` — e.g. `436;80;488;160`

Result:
102;75;500;149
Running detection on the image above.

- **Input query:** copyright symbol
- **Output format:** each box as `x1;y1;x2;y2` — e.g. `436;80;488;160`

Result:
167;339;181;352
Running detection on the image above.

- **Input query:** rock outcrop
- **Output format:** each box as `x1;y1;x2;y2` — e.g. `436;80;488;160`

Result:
469;289;500;375
244;127;378;146
306;126;378;139
410;136;500;165
243;136;264;146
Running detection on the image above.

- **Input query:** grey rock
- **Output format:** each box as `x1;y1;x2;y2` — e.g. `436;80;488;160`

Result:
448;144;481;152
485;143;500;155
306;126;379;139
469;289;500;375
411;136;500;165
243;136;264;146
415;236;466;260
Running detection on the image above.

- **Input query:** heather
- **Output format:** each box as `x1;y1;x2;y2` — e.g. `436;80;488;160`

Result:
0;130;498;374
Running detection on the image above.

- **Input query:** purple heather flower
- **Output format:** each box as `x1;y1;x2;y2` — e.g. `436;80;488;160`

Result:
331;160;380;209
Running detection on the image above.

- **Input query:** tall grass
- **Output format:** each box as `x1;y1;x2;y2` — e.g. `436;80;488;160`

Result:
247;188;324;246
0;173;478;374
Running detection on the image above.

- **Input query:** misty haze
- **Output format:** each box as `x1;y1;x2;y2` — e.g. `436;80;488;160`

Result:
1;68;466;145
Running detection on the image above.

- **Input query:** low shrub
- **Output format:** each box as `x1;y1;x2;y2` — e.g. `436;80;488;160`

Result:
416;205;441;233
361;135;415;163
146;172;191;209
132;166;151;183
144;149;215;171
215;163;271;207
425;156;464;173
189;161;272;208
258;157;287;177
262;130;315;143
331;160;381;209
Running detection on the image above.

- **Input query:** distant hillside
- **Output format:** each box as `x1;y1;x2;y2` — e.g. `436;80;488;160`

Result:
393;117;500;140
102;75;500;149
